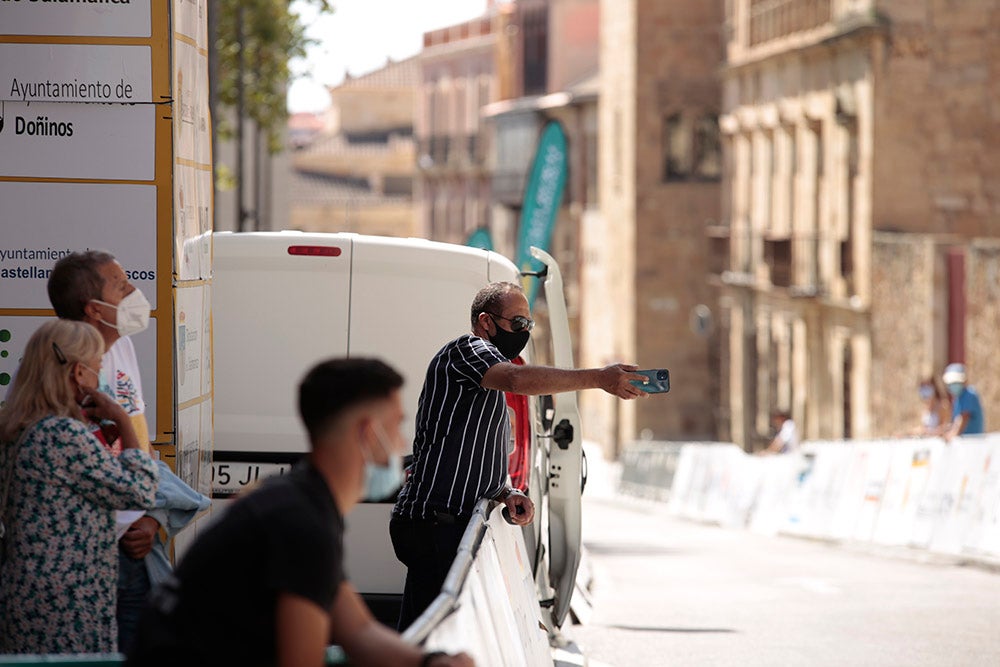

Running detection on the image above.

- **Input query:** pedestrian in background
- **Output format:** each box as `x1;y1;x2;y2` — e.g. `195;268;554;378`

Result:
759;410;799;455
941;363;985;441
0;320;158;654
902;377;951;437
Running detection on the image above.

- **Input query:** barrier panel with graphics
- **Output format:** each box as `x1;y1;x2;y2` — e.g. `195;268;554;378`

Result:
404;499;554;666
655;435;1000;561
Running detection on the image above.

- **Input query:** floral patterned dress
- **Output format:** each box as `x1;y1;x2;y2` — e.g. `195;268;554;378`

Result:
0;416;158;654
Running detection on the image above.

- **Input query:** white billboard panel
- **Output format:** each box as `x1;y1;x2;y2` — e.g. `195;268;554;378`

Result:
0;102;155;180
0;182;157;309
0;44;152;103
0;0;152;38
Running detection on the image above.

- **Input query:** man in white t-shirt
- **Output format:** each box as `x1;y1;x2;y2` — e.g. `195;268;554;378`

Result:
48;250;156;651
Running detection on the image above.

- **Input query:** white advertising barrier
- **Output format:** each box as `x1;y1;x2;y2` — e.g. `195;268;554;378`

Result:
666;435;1000;561
406;501;552;667
668;444;777;529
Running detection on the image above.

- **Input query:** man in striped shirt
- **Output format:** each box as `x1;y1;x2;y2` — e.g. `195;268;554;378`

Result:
390;282;646;630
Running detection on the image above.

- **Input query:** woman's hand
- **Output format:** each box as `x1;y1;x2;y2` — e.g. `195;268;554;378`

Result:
81;387;143;451
81;386;129;425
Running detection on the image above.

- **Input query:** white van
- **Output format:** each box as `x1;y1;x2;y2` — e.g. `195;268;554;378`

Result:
210;231;584;630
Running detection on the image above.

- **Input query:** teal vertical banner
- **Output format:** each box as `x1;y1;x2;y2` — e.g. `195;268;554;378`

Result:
466;227;494;251
515;121;568;307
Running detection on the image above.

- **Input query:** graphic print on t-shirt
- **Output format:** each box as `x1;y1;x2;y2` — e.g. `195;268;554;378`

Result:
113;369;142;415
98;369;142;416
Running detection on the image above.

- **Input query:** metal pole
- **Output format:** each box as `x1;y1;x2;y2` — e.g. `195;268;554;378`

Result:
235;4;246;232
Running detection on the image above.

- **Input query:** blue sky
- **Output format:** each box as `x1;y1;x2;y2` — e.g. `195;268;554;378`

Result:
288;0;490;113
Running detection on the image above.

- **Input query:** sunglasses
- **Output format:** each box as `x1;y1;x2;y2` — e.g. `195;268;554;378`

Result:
487;313;535;333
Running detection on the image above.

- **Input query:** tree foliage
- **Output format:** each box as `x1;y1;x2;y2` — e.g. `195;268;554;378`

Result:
214;0;331;152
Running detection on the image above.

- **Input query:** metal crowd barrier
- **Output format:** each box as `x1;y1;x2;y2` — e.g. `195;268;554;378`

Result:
619;440;725;500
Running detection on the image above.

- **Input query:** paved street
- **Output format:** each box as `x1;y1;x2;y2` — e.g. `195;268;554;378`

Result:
565;493;1000;667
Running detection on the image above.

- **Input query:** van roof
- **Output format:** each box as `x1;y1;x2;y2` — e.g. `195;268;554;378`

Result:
214;230;512;267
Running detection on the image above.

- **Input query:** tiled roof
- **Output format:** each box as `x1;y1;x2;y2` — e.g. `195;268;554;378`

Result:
298;133;411;157
332;55;420;91
288;112;326;131
289;170;409;206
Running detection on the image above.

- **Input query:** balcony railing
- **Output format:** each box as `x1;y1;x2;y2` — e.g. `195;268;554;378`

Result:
748;0;832;46
418;134;489;169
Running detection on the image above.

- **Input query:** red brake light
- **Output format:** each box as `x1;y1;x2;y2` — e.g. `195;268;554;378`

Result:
287;245;342;257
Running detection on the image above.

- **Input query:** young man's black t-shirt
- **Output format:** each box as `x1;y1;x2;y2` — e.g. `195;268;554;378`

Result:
128;461;344;666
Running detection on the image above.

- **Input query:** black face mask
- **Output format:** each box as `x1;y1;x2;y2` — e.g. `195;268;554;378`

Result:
490;326;530;360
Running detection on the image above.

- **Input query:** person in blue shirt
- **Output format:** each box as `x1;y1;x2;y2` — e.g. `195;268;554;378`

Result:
941;363;985;441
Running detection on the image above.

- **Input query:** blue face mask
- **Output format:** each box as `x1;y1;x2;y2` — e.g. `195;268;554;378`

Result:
946;383;964;397
362;423;404;502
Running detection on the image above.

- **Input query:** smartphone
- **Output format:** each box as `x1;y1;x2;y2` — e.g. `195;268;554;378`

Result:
631;369;670;394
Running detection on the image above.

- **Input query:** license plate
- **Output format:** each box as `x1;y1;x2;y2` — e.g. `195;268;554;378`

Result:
211;462;291;498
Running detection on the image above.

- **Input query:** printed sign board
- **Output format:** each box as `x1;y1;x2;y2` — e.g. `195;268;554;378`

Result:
0;0;152;38
0;101;155;180
175;284;205;405
0;44;152;103
0;182;158;309
173;0;208;50
172;38;211;165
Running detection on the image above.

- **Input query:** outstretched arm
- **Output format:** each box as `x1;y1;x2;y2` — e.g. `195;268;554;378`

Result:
943;413;969;443
330;582;473;667
481;362;647;399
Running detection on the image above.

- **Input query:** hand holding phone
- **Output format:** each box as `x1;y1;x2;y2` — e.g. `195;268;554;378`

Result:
630;369;670;394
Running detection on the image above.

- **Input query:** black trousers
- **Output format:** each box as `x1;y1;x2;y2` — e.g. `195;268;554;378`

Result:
389;514;470;632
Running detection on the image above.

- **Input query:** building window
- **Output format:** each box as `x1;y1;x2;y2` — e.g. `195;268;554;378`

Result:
662;113;690;182
694;114;722;180
613;108;623;194
522;4;548;95
663;112;721;183
585;129;598;206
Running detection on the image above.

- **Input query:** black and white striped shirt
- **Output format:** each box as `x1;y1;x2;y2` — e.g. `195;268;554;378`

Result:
393;334;510;520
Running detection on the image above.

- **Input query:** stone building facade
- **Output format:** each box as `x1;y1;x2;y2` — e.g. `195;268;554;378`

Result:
416;7;501;244
716;0;1000;448
483;0;600;370
589;0;723;455
581;0;722;454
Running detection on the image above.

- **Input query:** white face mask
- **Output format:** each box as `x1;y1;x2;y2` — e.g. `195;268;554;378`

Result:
92;289;151;337
362;422;404;502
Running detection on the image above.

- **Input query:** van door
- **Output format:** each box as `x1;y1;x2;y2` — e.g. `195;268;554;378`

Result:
345;236;496;610
530;247;582;628
212;231;352;468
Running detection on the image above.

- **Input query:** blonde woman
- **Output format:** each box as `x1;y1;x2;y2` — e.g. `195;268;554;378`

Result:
0;320;158;654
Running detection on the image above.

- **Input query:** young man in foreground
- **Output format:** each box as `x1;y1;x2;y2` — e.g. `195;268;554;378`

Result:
129;358;472;667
